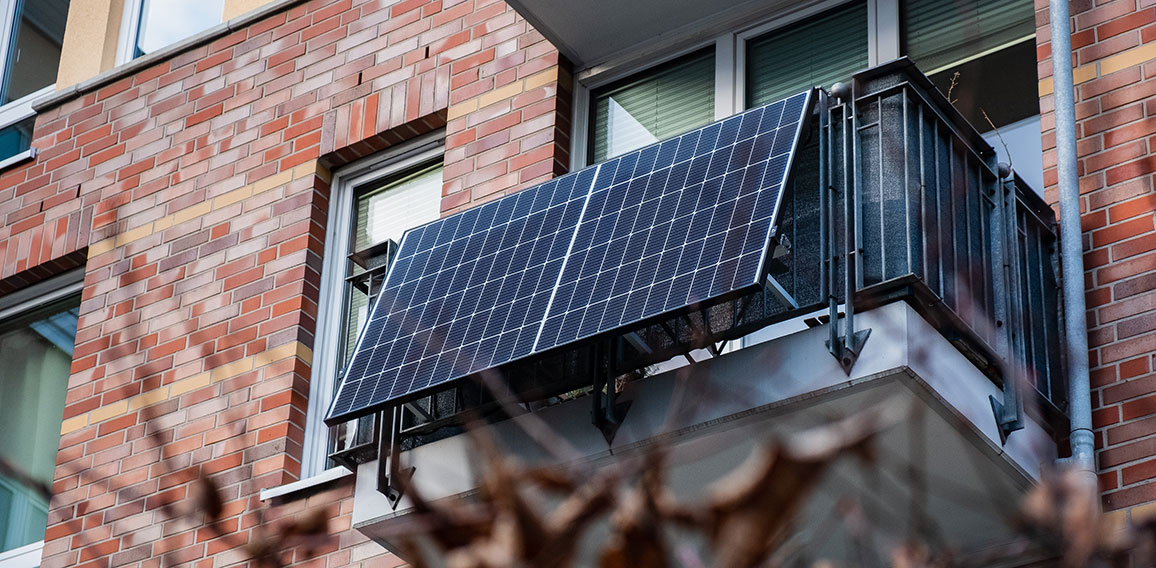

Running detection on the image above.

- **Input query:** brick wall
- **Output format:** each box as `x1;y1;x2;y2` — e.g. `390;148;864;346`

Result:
0;0;569;566
1035;0;1156;517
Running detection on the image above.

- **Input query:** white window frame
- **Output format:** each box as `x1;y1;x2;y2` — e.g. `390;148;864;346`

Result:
570;0;899;170
116;0;228;64
0;269;83;567
0;0;64;169
0;540;43;568
301;132;446;478
115;0;144;64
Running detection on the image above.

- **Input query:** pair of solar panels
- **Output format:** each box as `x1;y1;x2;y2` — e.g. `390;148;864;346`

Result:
326;90;813;424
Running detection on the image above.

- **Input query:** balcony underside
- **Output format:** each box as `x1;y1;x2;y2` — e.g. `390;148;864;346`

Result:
351;302;1056;562
504;0;799;68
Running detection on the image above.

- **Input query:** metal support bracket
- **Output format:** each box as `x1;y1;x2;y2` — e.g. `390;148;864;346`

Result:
377;406;415;509
989;372;1025;444
591;343;631;444
826;328;871;375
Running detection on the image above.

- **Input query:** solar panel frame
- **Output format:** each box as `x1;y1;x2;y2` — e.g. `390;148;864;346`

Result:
326;89;813;425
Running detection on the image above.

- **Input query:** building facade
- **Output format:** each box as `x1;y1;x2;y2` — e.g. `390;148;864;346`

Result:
0;0;1149;566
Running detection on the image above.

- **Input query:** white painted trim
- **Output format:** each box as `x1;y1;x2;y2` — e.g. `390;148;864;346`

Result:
0;269;84;320
259;467;352;501
301;133;445;478
871;0;901;64
117;0;144;65
714;33;737;121
0;540;43;568
0;0;17;94
0;84;52;127
0;146;32;172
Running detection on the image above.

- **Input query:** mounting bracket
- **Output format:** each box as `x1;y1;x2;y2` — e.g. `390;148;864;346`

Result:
989;371;1025;444
826;328;871;375
376;406;415;509
591;343;631;444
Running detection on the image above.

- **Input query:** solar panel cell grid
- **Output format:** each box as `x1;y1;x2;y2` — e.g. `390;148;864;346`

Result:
326;91;810;423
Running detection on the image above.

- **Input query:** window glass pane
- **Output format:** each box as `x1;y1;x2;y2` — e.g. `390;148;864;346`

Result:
0;116;34;162
2;0;70;104
0;297;79;553
343;163;444;365
746;2;868;108
590;48;714;163
904;0;1035;74
135;0;225;57
354;163;444;253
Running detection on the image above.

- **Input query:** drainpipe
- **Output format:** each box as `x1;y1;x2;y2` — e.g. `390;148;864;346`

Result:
1050;0;1096;489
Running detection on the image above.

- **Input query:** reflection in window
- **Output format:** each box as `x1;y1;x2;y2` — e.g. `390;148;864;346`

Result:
0;298;79;554
0;116;34;162
589;48;715;163
2;0;70;105
746;2;868;108
133;0;225;57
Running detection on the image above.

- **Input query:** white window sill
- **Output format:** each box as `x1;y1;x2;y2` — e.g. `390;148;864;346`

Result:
0;148;35;172
259;466;352;502
0;541;43;568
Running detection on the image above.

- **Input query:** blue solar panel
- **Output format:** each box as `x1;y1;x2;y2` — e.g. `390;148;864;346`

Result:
326;90;811;423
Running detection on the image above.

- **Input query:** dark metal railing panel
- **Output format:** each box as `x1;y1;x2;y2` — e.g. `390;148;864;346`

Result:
821;60;1065;415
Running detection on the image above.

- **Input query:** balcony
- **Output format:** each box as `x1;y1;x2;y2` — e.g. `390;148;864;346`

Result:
345;60;1065;560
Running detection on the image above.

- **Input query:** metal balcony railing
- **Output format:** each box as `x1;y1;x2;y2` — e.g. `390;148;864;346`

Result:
773;59;1065;432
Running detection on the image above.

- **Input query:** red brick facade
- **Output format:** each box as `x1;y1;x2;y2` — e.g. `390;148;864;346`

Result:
1034;0;1156;515
0;0;1153;564
0;0;568;565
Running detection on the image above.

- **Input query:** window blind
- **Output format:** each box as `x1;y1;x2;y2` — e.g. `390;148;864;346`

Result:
904;0;1035;74
589;48;715;163
747;2;868;108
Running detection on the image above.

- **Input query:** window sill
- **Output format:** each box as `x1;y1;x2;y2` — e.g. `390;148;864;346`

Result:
0;148;36;173
258;466;352;503
0;540;44;568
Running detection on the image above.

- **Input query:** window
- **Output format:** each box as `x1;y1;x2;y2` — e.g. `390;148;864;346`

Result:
119;0;225;61
588;48;715;163
902;0;1042;189
746;2;869;108
0;0;70;163
0;272;82;557
575;0;1041;189
302;139;445;477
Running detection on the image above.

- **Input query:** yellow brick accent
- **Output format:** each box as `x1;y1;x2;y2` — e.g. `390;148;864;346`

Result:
522;68;558;92
172;201;212;226
1100;42;1156;76
213;185;253;209
88;400;128;424
210;358;255;382
171;372;211;396
253;341;300;368
478;81;524;109
1130;502;1156;524
152;216;173;232
295;342;314;366
60;415;88;435
62;341;314;428
1037;63;1097;97
128;386;171;410
88;238;115;258
253;169;294;194
447;98;478;121
115;223;155;246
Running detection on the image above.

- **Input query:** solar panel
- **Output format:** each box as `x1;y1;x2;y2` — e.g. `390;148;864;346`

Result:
326;90;812;424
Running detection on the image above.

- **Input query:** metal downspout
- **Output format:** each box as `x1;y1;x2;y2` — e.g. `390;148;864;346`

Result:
1050;0;1096;488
